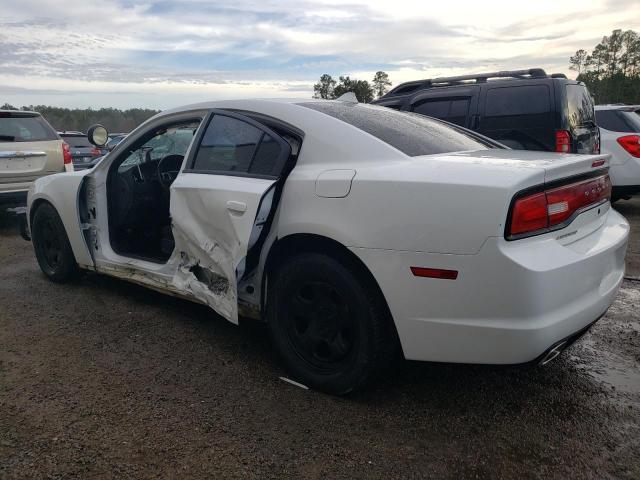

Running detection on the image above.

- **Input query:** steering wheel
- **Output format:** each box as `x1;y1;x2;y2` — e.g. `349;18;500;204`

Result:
157;154;184;191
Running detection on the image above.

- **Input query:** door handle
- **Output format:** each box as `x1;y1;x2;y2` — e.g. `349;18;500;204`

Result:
226;200;247;214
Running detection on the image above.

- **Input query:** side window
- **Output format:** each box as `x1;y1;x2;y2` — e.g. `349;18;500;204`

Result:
192;114;284;177
250;134;280;175
193;115;262;173
118;122;198;173
483;85;551;130
412;98;470;127
448;99;470;126
413;100;449;118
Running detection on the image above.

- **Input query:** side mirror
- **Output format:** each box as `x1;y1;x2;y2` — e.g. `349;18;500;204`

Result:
87;124;109;147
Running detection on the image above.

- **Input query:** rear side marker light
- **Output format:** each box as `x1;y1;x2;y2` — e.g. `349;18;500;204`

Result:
507;174;611;239
410;267;458;280
617;135;640;158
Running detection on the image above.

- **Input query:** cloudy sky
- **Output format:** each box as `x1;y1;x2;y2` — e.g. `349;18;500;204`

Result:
2;0;639;109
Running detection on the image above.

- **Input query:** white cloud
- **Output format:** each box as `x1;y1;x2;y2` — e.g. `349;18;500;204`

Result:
1;0;639;108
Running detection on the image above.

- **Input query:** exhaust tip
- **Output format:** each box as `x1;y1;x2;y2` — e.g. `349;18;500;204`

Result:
539;341;567;365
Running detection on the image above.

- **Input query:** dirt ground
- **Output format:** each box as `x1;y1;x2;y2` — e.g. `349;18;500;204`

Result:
1;200;639;479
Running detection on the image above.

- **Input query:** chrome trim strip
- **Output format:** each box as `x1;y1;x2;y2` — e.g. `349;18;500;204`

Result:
0;151;47;159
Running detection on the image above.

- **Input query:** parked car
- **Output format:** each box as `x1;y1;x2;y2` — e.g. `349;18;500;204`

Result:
59;132;105;170
373;68;600;154
595;104;640;200
105;133;127;151
0;110;72;204
25;99;628;394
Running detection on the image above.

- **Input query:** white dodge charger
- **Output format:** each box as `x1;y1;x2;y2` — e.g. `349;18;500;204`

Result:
26;99;629;394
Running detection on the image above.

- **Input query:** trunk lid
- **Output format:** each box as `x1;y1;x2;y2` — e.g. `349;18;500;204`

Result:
448;149;610;183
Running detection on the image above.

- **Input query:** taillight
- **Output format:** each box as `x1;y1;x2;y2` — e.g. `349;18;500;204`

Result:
91;147;101;156
617;135;640;158
507;174;611;239
555;130;571;153
62;142;72;164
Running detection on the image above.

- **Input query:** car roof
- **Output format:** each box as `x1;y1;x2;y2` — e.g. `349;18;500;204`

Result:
595;104;640;111
150;99;417;164
377;69;575;101
0;109;41;116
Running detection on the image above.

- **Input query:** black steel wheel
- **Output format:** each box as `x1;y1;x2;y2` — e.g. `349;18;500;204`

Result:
268;252;398;394
285;279;356;372
32;203;79;282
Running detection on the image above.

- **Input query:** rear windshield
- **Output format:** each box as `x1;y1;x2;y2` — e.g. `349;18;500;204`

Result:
300;102;492;156
596;109;640;133
0;113;58;142
61;135;92;148
565;84;596;127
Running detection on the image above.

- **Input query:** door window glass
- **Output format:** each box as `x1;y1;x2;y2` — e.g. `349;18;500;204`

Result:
412;98;470;127
250;134;281;175
192;115;284;176
193;115;262;173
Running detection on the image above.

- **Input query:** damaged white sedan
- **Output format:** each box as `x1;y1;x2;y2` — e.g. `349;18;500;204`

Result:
26;99;629;394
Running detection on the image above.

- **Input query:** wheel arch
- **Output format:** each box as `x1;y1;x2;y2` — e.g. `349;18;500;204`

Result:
28;176;94;269
262;233;402;350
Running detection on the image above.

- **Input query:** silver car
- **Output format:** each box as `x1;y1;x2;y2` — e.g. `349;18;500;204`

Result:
0;110;71;203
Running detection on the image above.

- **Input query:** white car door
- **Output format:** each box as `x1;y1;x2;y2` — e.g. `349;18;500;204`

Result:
169;110;292;323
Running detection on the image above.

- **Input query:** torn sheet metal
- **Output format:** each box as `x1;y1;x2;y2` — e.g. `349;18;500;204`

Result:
168;186;242;324
170;227;238;323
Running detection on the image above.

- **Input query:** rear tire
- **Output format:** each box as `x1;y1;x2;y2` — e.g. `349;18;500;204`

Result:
32;203;79;282
267;253;398;394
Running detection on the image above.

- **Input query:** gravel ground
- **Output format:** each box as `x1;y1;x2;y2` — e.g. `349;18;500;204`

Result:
1;200;639;479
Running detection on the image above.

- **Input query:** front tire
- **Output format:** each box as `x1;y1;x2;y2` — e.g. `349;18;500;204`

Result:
32;203;79;282
267;253;398;394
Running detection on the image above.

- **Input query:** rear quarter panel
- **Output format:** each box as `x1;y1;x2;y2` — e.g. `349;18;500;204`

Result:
276;156;546;255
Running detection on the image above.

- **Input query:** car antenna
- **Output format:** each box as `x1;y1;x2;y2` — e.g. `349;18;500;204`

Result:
335;92;358;103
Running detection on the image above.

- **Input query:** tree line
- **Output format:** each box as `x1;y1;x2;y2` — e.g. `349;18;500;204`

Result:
0;103;159;133
570;29;640;104
313;71;391;102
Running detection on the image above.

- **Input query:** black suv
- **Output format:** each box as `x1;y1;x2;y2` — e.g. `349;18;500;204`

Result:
372;68;599;154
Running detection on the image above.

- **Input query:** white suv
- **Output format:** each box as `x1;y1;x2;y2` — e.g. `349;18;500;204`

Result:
595;104;640;201
0;110;72;204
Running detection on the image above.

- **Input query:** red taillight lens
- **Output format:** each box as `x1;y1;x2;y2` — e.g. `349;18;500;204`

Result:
617;135;640;158
508;174;611;238
555;130;571;153
510;192;548;236
90;147;101;156
62;142;72;164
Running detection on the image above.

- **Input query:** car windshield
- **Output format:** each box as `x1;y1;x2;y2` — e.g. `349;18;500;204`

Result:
299;102;493;156
62;136;92;148
0;113;58;142
566;84;596;128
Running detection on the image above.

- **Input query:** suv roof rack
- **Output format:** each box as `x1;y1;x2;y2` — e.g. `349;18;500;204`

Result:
386;68;556;96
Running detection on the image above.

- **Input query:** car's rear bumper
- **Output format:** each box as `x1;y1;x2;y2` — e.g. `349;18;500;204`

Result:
351;207;629;364
0;188;28;205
